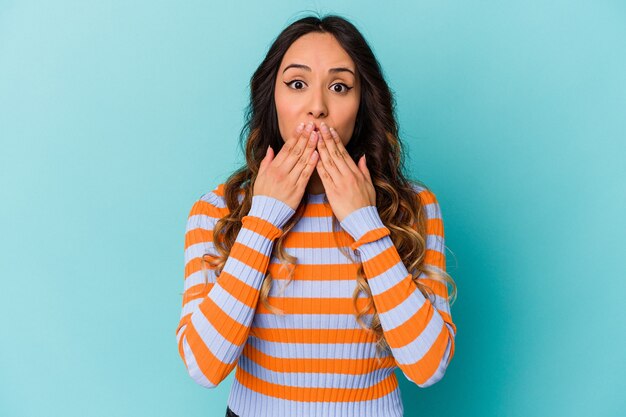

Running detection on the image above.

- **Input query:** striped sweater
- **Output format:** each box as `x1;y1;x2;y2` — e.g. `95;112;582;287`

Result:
176;182;456;417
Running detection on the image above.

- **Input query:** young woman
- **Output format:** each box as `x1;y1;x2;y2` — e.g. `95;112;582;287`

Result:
176;14;458;417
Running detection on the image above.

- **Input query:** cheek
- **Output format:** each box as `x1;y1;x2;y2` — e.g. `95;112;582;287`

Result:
274;95;302;140
337;101;360;143
274;94;290;141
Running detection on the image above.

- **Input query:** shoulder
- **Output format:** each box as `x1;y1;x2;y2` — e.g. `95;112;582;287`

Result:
409;181;444;224
408;183;445;253
409;181;441;208
189;182;246;219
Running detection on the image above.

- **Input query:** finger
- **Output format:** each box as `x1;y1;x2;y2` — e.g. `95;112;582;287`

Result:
258;145;274;175
295;149;320;190
329;126;362;176
360;154;372;182
288;127;319;182
315;130;342;181
319;123;358;176
315;153;336;189
271;121;309;167
279;122;315;173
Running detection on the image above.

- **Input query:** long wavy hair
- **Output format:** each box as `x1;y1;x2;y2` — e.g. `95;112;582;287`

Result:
200;14;457;359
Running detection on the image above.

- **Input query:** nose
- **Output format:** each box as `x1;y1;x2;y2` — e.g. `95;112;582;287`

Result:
308;86;328;119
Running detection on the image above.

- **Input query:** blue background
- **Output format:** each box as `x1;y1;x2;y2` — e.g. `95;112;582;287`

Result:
1;1;624;416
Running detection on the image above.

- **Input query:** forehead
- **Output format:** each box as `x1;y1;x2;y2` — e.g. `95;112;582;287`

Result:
280;32;355;71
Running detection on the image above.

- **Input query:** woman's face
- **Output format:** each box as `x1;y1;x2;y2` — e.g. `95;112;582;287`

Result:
274;32;361;147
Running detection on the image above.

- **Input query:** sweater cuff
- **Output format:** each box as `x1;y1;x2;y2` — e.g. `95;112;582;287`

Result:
247;195;295;230
340;205;388;241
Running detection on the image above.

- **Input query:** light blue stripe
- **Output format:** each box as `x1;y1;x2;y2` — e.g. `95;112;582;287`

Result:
392;312;446;364
267;278;369;298
228;378;404;417
190;300;240;365
247;336;392;360
252;313;374;329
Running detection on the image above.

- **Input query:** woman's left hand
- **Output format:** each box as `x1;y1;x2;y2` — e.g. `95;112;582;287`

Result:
315;122;376;222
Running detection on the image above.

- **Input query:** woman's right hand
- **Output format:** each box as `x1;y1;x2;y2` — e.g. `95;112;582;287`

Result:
253;121;319;211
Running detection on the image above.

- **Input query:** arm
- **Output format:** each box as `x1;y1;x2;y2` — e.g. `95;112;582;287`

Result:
175;191;295;388
339;188;456;388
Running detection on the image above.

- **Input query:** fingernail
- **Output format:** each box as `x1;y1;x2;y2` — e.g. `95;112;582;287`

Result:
320;122;329;133
296;122;304;132
329;127;337;136
306;122;314;132
310;131;317;141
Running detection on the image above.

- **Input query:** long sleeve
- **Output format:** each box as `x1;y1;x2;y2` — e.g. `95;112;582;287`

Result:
339;189;456;388
175;192;295;388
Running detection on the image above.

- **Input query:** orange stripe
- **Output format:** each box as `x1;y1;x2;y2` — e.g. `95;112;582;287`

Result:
189;199;227;218
184;257;214;280
198;295;256;345
424;247;445;270
369;272;414;314
182;282;214;304
426;217;444;236
213;271;260;309
185;318;230;386
243;342;396;374
350;227;391;251
408;322;450;385
383;298;435;348
252;327;378;345
176;314;190;339
267;263;360;281
256;296;376;315
230;240;271;273
241;215;284;240
185;226;215;249
418;189;437;206
362;245;403;279
417;278;448;299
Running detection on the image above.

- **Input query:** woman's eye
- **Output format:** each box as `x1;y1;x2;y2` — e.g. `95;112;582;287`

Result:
285;80;353;93
286;80;305;89
331;83;352;94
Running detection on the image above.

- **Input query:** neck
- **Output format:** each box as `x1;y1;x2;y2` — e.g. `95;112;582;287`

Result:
306;171;325;194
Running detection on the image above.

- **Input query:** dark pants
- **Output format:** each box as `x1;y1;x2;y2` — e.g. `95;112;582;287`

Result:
225;405;240;417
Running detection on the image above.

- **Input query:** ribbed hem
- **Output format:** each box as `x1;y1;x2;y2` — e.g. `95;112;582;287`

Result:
248;195;296;230
339;206;385;241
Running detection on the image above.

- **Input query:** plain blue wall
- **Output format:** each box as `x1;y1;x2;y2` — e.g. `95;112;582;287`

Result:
1;1;624;416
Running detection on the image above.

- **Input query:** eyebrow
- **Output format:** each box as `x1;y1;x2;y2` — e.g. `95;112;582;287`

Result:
282;63;355;76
